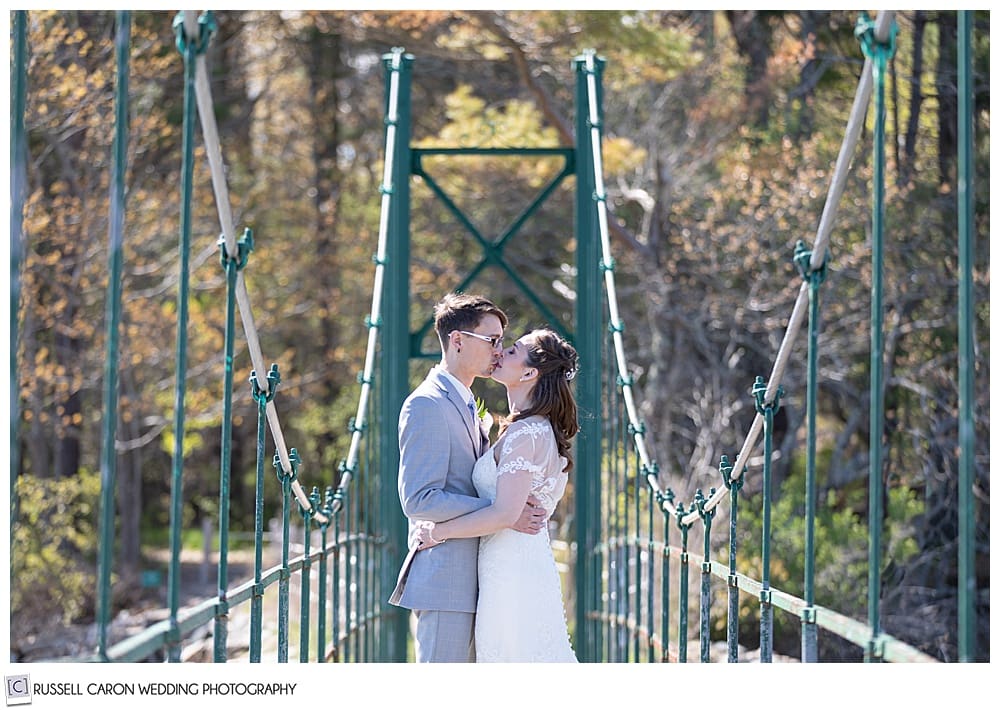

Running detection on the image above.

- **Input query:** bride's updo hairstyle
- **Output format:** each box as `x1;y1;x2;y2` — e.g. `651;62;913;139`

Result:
508;328;580;472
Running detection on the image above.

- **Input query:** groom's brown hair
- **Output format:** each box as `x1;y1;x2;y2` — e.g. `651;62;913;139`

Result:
433;292;508;353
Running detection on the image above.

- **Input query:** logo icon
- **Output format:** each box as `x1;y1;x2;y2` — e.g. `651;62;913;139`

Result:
5;676;31;706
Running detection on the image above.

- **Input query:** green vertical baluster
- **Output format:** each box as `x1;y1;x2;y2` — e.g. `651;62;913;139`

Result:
332;491;342;661
96;10;129;662
345;465;355;661
373;429;380;659
367;422;383;661
630;420;641;662
166;12;202;662
795;240;825;662
603;152;619;662
622;421;632;662
274;447;299;662
317;487;333;662
365;423;374;660
614;459;628;661
696;489;716;663
600;329;611;662
675;505;691;662
602;190;619;662
360;451;368;660
250;364;281;663
216;228;252;663
373;372;387;659
381;380;389;663
646;466;655;662
248;366;278;662
863;13;887;663
359;444;368;660
661;490;673;662
612;351;621;663
371;421;380;660
10;10;28;543
342;467;353;662
600;357;611;662
352;458;361;662
300;486;319;662
370;369;380;658
753;376;783;663
623;423;646;663
720;456;743;663
609;337;621;662
855;12;897;663
956;9;977;663
363;433;372;660
345;421;362;662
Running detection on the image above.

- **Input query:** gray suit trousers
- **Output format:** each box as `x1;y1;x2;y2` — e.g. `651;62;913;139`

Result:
414;609;476;662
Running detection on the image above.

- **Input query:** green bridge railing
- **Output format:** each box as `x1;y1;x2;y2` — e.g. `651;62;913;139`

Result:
9;10;979;663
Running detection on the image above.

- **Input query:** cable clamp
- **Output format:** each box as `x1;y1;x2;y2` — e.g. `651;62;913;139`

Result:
250;363;280;405
219;228;254;271
273;448;300;484
172;10;216;55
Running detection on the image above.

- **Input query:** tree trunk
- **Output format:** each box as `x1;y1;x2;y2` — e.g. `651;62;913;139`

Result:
935;11;958;185
303;18;345;456
211;12;255;169
902;11;927;186
793;10;828;139
116;366;143;578
725;10;776;131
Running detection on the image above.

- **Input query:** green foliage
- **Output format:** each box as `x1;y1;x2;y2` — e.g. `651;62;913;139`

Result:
292;386;358;475
11;469;102;629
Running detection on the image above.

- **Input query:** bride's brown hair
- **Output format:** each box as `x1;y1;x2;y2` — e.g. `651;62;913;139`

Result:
504;328;580;472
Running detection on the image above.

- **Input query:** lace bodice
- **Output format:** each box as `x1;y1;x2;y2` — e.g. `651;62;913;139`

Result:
473;415;568;516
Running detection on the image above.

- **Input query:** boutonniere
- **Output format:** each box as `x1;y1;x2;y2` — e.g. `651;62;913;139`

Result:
475;397;494;437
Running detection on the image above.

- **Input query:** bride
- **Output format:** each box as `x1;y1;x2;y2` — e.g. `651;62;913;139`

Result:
412;328;579;662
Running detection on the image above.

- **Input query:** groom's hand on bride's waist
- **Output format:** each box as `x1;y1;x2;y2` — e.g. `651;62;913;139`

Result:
510;495;547;535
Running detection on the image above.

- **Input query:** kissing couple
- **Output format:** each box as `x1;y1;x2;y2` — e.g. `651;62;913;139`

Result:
389;292;579;663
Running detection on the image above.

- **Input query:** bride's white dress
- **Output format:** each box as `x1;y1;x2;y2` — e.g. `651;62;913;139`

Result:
472;415;578;662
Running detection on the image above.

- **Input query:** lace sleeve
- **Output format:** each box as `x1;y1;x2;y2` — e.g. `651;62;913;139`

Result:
496;418;567;517
496;420;550;479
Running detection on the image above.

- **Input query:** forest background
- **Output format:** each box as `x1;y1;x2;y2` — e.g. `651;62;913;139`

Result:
7;9;990;662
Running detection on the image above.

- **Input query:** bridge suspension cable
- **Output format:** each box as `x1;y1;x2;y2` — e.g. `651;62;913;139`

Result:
332;46;405;510
178;11;324;523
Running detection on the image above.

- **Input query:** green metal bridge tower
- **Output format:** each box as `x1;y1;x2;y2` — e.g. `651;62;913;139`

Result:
376;48;609;660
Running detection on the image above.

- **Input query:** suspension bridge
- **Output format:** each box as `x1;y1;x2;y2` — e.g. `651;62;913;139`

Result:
8;10;981;663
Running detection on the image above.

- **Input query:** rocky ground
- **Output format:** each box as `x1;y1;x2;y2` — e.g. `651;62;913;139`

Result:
11;548;264;662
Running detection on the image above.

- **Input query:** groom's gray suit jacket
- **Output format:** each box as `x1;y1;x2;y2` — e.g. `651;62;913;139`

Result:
389;367;490;613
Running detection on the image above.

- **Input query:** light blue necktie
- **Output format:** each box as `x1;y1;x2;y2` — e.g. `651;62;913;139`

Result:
467;400;480;454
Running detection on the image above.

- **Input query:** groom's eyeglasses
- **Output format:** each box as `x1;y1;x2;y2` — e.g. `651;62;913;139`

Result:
454;330;504;348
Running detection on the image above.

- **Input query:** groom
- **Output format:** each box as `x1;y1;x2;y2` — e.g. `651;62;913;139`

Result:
388;292;546;662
